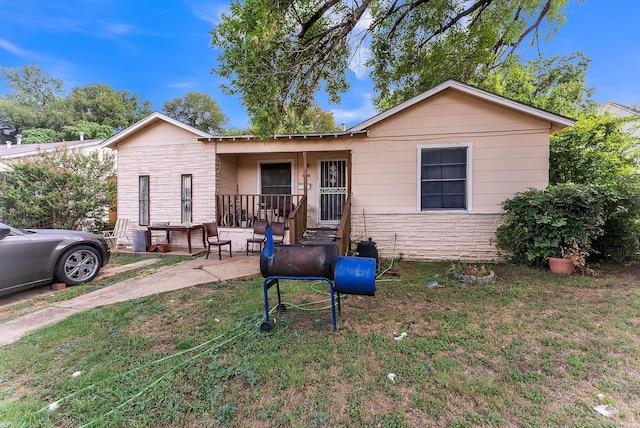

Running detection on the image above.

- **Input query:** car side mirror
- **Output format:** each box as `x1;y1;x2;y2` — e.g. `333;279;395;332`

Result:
0;226;10;238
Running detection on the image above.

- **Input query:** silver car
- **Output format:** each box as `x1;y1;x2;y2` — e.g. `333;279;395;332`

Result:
0;222;111;296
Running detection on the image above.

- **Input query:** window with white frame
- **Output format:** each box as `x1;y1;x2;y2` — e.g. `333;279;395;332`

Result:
419;145;470;210
139;175;150;225
181;174;192;223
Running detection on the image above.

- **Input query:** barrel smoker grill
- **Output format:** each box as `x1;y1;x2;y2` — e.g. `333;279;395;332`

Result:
260;227;376;332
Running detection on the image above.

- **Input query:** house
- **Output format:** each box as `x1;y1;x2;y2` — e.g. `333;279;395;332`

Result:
0;135;104;172
599;101;640;138
100;112;215;248
104;81;574;260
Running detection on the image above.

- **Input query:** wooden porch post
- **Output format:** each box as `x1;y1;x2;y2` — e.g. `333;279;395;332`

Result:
303;151;308;198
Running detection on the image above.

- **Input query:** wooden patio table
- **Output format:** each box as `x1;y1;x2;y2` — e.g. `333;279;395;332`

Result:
146;224;205;253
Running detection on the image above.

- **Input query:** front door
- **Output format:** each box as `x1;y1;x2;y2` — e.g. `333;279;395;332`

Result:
318;159;347;225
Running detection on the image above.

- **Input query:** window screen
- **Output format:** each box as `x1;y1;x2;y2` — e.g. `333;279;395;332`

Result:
181;174;192;223
420;148;467;210
139;175;149;225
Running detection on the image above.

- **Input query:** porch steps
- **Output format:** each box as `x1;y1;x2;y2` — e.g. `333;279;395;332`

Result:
299;227;338;245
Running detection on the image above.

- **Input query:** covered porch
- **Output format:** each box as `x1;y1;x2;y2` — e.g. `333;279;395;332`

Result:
199;132;366;255
215;192;352;255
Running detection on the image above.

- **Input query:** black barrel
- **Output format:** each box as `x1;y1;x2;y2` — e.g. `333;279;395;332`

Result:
260;244;338;279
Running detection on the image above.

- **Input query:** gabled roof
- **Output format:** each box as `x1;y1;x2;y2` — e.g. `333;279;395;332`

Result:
600;101;640;117
350;80;575;131
101;112;213;148
0;139;103;160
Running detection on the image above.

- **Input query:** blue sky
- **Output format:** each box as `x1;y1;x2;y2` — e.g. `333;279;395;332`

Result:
1;0;639;131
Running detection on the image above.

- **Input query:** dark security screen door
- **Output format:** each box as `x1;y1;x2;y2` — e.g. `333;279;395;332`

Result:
319;160;347;224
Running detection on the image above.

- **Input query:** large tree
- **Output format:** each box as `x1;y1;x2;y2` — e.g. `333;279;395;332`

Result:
0;66;154;138
212;0;571;135
65;83;152;131
0;66;65;133
162;92;228;134
1;65;64;112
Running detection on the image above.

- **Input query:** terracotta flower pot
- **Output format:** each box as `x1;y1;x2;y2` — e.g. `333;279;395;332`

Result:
548;257;574;275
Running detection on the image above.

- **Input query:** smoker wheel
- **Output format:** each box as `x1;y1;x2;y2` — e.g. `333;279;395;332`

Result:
260;321;274;333
276;304;287;314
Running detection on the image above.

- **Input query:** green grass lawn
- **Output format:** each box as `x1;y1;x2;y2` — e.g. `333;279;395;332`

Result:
1;260;639;427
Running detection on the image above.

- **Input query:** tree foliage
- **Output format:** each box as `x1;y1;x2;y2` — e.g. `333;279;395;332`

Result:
19;121;112;144
212;0;571;135
548;112;640;261
275;103;340;133
0;148;116;232
550;113;640;185
62;121;114;141
0;66;153;138
0;66;65;133
65;83;152;131
1;65;64;112
21;128;63;144
498;112;640;263
0;97;41;134
162;92;228;134
481;52;597;118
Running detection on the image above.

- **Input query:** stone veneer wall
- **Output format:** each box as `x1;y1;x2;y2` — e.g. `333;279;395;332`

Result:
349;212;503;262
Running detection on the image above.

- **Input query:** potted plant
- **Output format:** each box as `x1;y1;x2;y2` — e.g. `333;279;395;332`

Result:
548;256;573;275
548;238;589;275
448;261;495;284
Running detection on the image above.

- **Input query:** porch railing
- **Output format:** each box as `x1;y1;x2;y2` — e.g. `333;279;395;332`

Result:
215;194;303;228
335;194;351;256
288;195;307;244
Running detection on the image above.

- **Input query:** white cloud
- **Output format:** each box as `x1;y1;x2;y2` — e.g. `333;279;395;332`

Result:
0;39;38;60
185;0;228;26
103;22;136;36
166;81;194;88
349;45;371;79
330;92;377;127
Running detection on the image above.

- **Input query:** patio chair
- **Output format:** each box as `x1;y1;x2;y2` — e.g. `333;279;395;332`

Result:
203;222;232;260
102;218;130;249
271;221;285;245
246;220;268;255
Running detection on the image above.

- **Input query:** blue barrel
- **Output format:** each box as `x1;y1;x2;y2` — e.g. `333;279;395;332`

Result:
333;256;376;296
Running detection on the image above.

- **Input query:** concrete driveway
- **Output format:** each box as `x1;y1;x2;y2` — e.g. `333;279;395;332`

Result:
0;254;261;347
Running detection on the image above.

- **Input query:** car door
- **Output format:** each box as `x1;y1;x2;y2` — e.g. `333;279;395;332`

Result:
0;224;39;293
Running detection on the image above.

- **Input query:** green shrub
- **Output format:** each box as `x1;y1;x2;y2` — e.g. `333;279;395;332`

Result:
496;183;606;266
592;181;640;261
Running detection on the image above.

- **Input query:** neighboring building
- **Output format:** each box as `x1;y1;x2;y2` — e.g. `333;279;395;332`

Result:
599;101;640;138
104;81;574;261
0;136;105;172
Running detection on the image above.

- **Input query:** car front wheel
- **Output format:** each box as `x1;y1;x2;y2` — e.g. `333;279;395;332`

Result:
55;245;102;286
